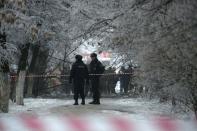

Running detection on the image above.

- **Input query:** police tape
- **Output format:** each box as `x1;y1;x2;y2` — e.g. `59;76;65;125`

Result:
0;115;196;131
10;73;133;78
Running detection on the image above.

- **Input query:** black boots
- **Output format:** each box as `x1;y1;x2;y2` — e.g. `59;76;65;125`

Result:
89;101;96;104
89;99;100;105
74;99;86;105
81;99;85;105
73;100;78;105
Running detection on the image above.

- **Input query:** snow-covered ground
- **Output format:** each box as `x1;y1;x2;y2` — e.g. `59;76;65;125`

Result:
0;98;193;120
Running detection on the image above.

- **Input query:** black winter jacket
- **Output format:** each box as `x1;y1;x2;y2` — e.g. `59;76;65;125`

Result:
69;60;89;83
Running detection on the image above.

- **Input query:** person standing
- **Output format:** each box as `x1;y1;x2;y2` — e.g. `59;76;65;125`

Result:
119;66;130;94
89;53;105;104
69;55;89;105
124;66;131;94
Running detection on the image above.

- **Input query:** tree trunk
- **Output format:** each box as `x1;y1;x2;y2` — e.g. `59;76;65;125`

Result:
26;75;34;97
0;72;10;113
32;49;49;97
0;28;10;112
16;71;26;105
16;43;30;105
10;72;17;102
27;45;40;97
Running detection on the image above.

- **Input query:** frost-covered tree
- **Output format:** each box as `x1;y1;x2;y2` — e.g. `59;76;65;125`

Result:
0;0;27;112
103;0;197;118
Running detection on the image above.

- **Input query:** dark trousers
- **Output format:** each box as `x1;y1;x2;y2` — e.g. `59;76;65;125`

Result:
120;81;129;94
91;78;100;101
73;80;85;100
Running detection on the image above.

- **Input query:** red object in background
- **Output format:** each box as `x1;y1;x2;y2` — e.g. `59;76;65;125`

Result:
100;52;110;58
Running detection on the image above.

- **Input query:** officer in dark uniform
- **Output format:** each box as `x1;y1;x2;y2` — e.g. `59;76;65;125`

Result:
89;53;104;104
69;55;89;105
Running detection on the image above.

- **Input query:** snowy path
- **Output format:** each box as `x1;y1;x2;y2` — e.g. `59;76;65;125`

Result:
50;98;172;118
1;98;191;119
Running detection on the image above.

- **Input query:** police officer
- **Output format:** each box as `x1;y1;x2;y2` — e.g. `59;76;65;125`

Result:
69;55;89;105
89;53;104;104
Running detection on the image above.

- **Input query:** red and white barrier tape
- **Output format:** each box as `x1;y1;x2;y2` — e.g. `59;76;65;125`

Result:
10;73;132;78
0;115;196;131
